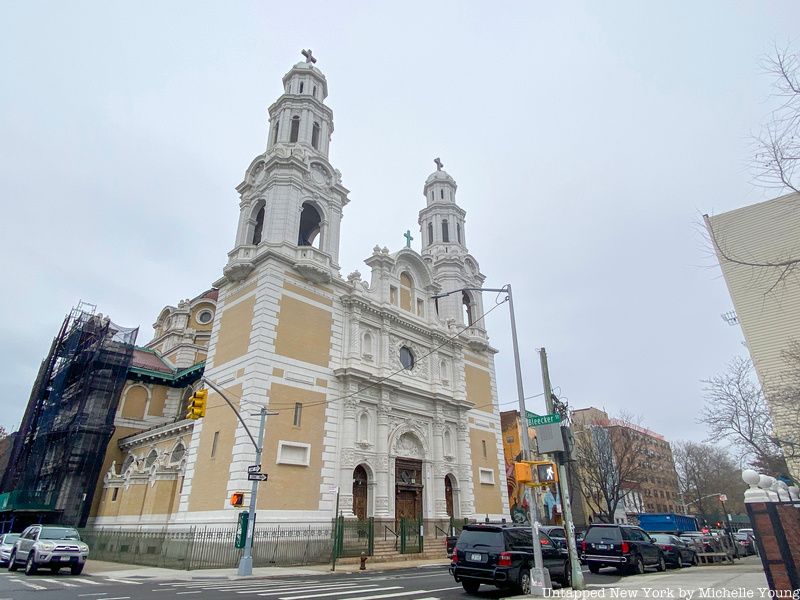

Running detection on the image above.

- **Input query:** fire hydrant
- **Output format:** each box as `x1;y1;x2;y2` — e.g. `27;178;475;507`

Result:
359;552;368;570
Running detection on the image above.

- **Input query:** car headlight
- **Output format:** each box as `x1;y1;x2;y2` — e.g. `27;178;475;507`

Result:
79;544;89;552
39;543;55;552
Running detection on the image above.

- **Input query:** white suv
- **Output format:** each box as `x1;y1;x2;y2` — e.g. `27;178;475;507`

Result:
8;525;89;575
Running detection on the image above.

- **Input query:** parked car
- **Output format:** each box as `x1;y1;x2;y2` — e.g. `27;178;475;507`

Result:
540;526;567;549
581;524;666;575
680;531;716;552
450;524;570;594
7;525;89;575
650;533;699;568
0;534;20;567
445;535;458;558
737;528;754;536
734;532;756;556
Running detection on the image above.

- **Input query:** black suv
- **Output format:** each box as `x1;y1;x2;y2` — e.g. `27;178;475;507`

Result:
581;524;666;575
450;524;570;594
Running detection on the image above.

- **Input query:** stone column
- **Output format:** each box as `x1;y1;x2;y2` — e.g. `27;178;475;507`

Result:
432;412;448;518
374;393;392;517
339;392;359;517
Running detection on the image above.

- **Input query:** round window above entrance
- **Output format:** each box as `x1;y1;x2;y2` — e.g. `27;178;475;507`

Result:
197;309;213;324
399;346;414;370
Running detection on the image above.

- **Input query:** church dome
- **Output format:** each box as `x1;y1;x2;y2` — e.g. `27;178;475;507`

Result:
424;169;456;186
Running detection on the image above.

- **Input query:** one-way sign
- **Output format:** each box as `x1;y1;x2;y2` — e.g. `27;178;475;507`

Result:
247;464;261;474
248;472;268;482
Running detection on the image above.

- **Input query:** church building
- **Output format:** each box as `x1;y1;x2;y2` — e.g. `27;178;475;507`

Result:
92;51;509;530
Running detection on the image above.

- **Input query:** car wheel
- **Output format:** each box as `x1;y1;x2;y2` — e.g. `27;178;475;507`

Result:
589;562;600;574
461;579;480;594
24;553;37;576
676;554;683;569
71;565;84;576
633;555;645;575
7;551;18;572
518;568;532;595
563;560;572;588
656;554;666;572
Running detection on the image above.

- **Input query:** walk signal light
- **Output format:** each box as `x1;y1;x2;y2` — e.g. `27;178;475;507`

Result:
231;492;245;507
535;462;558;483
186;389;208;420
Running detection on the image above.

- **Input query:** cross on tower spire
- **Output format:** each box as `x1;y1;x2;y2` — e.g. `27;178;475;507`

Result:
434;157;444;171
404;230;414;248
301;49;317;64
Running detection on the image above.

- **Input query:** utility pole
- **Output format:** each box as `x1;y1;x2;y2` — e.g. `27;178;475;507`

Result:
202;377;274;577
432;284;549;594
539;348;585;591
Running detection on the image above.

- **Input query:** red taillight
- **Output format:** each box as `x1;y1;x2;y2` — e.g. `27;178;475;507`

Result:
663;545;673;551
451;552;458;564
581;541;587;552
498;551;512;567
621;542;630;554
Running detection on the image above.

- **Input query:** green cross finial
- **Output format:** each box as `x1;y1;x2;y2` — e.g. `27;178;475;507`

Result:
404;230;414;248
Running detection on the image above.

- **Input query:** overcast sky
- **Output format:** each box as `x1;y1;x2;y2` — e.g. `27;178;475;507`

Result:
1;2;796;444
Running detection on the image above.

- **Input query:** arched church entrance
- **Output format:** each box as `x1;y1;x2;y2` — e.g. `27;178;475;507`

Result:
394;433;424;524
352;465;368;520
445;475;454;517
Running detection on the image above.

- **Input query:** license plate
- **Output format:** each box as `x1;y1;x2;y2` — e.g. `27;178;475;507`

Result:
596;544;609;550
60;556;71;561
469;552;483;562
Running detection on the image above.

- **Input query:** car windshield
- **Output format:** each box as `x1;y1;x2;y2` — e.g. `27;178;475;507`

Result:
1;534;19;544
734;533;750;540
585;527;622;543
651;534;674;543
39;527;81;540
456;529;505;550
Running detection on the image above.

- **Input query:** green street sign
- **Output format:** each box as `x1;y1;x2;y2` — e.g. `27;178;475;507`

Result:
528;413;562;427
235;511;248;549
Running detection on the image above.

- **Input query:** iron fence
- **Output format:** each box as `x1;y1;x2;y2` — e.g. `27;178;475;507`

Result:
334;516;373;558
80;523;334;570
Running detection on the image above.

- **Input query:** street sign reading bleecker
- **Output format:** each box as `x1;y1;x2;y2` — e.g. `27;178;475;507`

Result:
248;473;268;482
528;413;562;427
248;465;261;474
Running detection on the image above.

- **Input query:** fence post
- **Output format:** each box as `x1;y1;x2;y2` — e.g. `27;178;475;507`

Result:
368;517;374;556
185;526;196;571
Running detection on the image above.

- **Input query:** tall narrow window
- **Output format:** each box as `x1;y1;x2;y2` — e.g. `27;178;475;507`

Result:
293;402;302;427
481;439;487;457
272;122;280;144
298;203;322;248
211;431;220;458
442;219;449;243
251;206;264;245
313;85;317;98
111;488;119;501
299;81;304;93
440;189;444;199
311;122;320;149
462;291;473;325
457;223;462;244
427;223;433;246
290;116;300;143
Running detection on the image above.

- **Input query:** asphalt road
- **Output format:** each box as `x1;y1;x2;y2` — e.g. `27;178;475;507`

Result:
0;562;655;600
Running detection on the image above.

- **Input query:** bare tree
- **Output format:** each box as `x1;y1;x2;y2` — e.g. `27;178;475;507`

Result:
571;412;651;524
704;44;800;292
673;441;746;520
755;44;800;194
699;356;794;477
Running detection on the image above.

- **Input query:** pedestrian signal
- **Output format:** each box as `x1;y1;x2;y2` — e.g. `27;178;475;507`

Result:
186;389;208;420
536;462;558;483
231;492;245;507
514;462;533;483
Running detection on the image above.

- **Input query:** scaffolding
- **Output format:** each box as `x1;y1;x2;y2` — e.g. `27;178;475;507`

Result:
0;302;137;530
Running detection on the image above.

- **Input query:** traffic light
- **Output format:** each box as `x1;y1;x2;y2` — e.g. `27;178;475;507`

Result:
230;492;245;507
514;462;533;483
186;389;208;420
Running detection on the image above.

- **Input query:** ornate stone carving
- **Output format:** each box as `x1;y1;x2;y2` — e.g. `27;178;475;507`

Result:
340;494;353;512
377;455;389;472
394;432;423;458
341;449;355;468
376;496;389;510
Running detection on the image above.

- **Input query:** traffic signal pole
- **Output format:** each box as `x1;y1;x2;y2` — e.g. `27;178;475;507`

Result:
239;406;267;576
202;377;274;576
539;348;585;590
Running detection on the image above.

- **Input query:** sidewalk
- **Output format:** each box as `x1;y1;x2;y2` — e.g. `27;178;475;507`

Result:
523;557;768;598
84;556;451;581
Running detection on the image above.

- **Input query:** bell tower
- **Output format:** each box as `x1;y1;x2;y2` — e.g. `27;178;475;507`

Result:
418;159;487;331
224;50;349;284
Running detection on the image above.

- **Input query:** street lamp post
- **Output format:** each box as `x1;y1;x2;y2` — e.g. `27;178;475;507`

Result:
432;284;550;594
